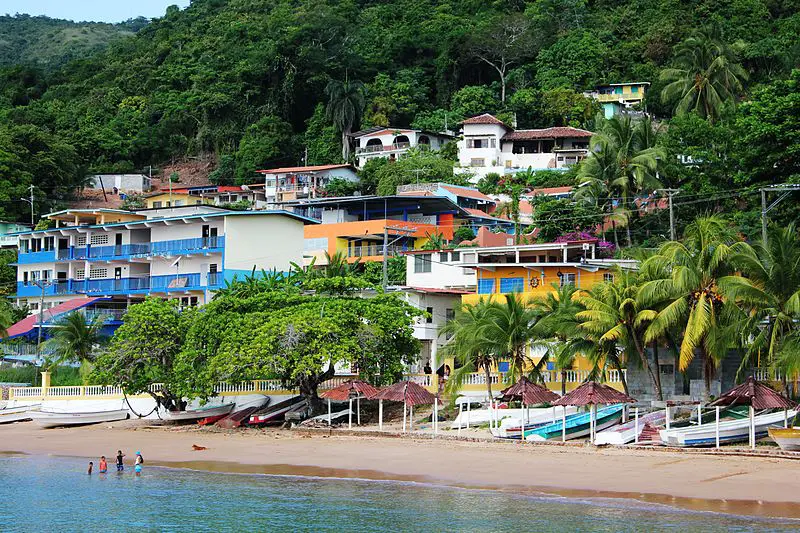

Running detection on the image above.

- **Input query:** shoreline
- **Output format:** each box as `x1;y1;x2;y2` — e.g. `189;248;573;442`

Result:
5;420;800;519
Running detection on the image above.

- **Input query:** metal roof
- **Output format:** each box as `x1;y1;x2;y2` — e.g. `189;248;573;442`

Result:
373;380;436;405
710;376;796;409
553;381;636;406
278;195;468;216
320;380;380;401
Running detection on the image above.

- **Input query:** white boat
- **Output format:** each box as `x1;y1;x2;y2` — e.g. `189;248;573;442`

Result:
0;404;42;424
304;408;354;425
659;410;797;447
768;427;800;451
451;406;549;430
161;403;235;422
594;410;666;445
491;407;579;438
250;396;306;425
31;409;130;428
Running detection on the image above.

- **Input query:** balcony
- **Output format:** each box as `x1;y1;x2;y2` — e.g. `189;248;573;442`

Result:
356;142;411;155
17;250;56;264
15;280;62;298
57;237;225;262
346;244;405;258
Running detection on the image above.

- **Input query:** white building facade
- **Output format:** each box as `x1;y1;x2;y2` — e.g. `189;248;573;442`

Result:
258;164;359;204
352;127;454;168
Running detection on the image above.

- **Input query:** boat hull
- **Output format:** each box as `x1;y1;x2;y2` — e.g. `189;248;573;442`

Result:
0;404;41;424
659;410;797;447
162;403;235;422
249;397;305;425
768;427;800;451
595;411;666;445
31;409;129;429
525;405;624;441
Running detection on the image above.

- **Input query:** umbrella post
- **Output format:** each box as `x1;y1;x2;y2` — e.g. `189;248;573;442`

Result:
434;397;438;436
357;396;361;426
785;408;789;429
715;406;720;449
634;407;639;444
697;403;702;427
328;399;331;427
402;401;407;433
348;398;352;429
457;400;462;437
622;404;627;423
562;405;566;443
379;399;383;431
665;405;670;430
466;400;471;430
750;405;755;450
591;404;597;445
410;404;414;431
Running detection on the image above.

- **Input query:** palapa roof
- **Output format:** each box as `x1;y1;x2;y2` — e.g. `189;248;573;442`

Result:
500;377;559;405
710;376;796;409
373;380;436;406
320;380;380;401
553;381;636;406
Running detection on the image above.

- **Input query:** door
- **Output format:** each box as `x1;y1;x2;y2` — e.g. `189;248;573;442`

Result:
202;225;210;248
115;233;123;255
209;227;218;247
114;267;122;291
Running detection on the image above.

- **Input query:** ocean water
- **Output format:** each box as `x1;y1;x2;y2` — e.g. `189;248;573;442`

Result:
1;456;798;532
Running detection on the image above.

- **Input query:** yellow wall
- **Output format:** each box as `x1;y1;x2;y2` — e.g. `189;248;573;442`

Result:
145;193;210;209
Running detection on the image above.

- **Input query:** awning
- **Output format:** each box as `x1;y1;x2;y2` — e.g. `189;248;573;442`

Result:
4;297;108;339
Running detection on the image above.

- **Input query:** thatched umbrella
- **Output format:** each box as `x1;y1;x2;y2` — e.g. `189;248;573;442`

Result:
500;377;559;433
320;380;379;429
373;380;437;433
553;382;636;444
709;376;797;449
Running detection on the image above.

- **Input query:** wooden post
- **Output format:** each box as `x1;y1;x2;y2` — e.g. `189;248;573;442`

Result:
697;404;702;427
634;408;639;444
357;396;361;426
562;406;566;442
328;399;332;427
402;401;407;433
715;406;720;449
410;404;414;431
750;405;755;450
785;408;789;429
434;398;438;436
466;400;471;429
665;405;670;430
379;399;383;431
457;400;462;437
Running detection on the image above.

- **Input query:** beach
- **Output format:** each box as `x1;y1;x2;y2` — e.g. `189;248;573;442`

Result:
4;420;800;519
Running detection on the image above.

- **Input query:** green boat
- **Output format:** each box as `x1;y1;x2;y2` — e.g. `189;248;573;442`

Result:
524;404;624;441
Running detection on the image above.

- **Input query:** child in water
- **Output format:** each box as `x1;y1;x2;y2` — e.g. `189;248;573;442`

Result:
87;461;93;475
98;456;107;474
134;451;143;476
116;450;125;472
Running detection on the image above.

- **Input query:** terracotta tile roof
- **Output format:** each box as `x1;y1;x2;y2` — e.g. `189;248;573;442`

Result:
503;127;593;141
374;380;436;405
710;376;796;409
553;381;636;406
461;113;512;129
464;207;507;221
528;186;574;196
500;377;559;405
320;380;380;401
441;185;493;202
257;164;356;174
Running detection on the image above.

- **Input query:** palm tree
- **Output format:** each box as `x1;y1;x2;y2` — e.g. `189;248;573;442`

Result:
421;232;447;250
325;78;367;161
577;272;657;398
577;115;663;246
483;294;541;385
45;311;108;384
0;304;11;338
439;299;497;400
720;224;800;388
660;27;748;123
639;216;740;398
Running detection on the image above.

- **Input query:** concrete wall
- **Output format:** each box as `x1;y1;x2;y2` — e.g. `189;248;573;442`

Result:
223;214;304;276
405;251;476;289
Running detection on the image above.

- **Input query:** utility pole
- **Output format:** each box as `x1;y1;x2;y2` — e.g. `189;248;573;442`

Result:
20;184;35;226
760;185;800;244
410;168;428;185
382;225;416;290
33;278;52;370
656;189;680;241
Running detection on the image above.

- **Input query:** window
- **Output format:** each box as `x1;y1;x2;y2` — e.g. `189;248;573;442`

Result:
75;269;85;279
153;201;163;208
470;158;485;167
490;138;496;148
89;267;108;279
559;273;577;287
90;234;109;246
500;277;524;293
614;87;623;94
414;254;432;273
175;200;184;206
439;252;449;262
631;86;639;94
445;308;455;339
23;271;28;284
44;237;54;251
210;264;218;273
304;237;329;251
31;239;41;252
76;236;87;246
19;240;29;253
467;138;484;149
478;279;495;294
603;273;614;283
425;306;434;324
450;251;460;262
659;364;674;376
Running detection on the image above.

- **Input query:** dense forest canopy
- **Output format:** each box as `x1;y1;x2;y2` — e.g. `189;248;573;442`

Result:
0;0;797;236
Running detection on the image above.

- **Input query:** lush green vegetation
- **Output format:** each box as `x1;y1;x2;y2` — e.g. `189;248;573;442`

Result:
0;364;81;386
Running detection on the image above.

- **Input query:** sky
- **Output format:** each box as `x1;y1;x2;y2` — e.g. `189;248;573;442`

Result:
1;0;192;23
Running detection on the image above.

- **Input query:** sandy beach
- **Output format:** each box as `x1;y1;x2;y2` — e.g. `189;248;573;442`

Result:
4;420;800;519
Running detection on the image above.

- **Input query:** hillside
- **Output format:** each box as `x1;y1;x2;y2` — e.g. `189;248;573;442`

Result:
0;0;797;237
0;14;142;68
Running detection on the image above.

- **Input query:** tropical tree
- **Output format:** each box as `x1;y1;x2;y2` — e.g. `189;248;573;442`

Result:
325;78;367;161
439;299;498;400
45;311;108;384
576;115;663;246
660;27;748;122
483;294;541;384
639;216;741;398
0;303;11;338
720;224;800;387
421;231;447;250
577;272;657;398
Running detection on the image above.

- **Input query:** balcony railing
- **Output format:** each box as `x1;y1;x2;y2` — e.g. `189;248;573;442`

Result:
17;250;56;264
347;244;404;258
356;142;412;155
56;237;225;262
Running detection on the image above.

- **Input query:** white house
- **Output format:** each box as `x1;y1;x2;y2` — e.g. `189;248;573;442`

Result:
456;114;592;180
88;174;152;193
257;164;359;204
403;248;477;291
351;127;454;168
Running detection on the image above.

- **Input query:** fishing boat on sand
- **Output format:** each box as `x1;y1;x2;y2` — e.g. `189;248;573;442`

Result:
659;410;797;447
162;403;235;422
594;410;666;445
249;396;306;425
31;409;129;428
525;404;624;441
491;407;580;439
0;404;42;424
215;397;271;429
768;427;800;451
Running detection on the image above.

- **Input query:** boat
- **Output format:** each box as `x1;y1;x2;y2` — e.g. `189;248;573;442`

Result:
161;403;235;422
594;410;666;445
31;409;129;428
659;409;797;447
768;427;800;451
491;407;580;439
0;404;42;424
216;397;271;429
249;396;306;425
450;405;544;430
525;404;625;441
301;408;354;426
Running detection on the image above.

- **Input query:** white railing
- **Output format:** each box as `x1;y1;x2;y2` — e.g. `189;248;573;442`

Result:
406;374;432;387
606;369;627;383
214;382;257;394
255;380;291;392
461;372;503;386
754;368;781;381
46;386;83;397
12;387;42;397
85;385;124;396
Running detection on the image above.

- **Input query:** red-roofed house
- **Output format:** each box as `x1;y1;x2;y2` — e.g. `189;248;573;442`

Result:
457;113;593;180
257;164;358;203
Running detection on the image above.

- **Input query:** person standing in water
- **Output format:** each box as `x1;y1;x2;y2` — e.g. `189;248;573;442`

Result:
134;451;143;476
98;456;108;474
116;450;125;472
87;461;93;475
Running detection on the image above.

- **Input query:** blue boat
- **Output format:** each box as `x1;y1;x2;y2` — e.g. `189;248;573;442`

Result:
524;404;624;441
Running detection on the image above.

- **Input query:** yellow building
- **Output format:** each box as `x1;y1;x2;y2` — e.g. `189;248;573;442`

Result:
144;192;212;209
587;82;650;118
